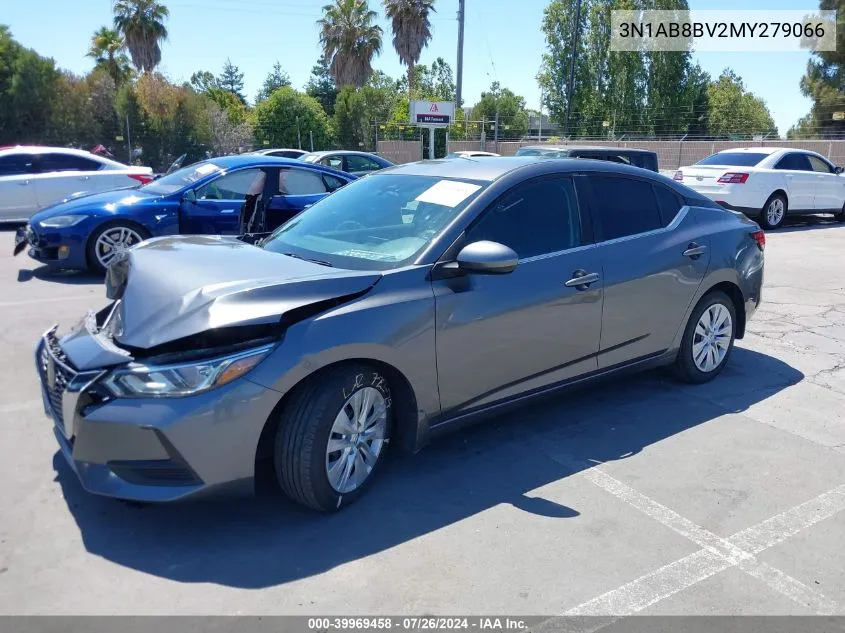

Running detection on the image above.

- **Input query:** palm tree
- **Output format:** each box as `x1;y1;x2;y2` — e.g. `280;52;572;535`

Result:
87;27;131;85
383;0;435;93
113;0;170;74
317;0;383;88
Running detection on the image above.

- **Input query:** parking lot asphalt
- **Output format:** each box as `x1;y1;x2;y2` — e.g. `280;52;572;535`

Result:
0;218;844;616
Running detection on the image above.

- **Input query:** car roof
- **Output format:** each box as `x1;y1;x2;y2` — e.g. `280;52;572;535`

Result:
200;154;357;177
254;148;305;153
377;156;669;182
0;145;106;159
518;145;657;155
713;147;785;155
305;150;382;157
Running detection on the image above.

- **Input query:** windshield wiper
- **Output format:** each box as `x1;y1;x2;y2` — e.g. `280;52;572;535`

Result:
282;252;333;267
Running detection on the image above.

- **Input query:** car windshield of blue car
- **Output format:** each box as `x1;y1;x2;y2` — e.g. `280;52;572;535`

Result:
141;162;225;195
262;174;486;270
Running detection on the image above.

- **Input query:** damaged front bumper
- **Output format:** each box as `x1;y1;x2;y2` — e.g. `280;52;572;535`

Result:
35;319;283;502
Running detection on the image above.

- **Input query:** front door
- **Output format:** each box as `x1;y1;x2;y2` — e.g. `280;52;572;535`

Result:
807;154;845;212
585;174;710;368
774;152;816;211
0;153;38;220
181;168;269;235
433;175;604;415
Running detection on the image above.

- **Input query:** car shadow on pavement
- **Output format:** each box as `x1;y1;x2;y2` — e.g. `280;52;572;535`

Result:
53;346;803;589
777;216;845;233
17;266;103;285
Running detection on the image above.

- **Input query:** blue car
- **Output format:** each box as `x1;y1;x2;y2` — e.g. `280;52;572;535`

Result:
13;155;356;272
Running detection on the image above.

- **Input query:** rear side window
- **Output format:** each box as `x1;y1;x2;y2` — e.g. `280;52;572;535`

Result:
589;175;661;240
322;173;348;192
346;155;382;172
279;168;328;195
775;153;813;171
0;154;35;176
654;185;684;226
321;156;344;170
467;177;581;258
37;153;102;172
697;152;768;167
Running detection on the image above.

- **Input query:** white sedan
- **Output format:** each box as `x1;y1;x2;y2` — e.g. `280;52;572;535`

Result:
0;146;154;221
444;151;501;158
673;147;845;229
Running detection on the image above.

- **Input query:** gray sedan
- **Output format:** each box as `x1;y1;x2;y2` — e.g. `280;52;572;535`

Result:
35;157;765;512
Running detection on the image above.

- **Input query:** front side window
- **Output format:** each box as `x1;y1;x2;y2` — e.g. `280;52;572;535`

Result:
196;168;265;200
808;155;835;174
774;153;813;171
0;154;35;176
321;156;344;170
590;175;661;241
466;177;581;258
262;174;486;270
346;155;382;172
278;168;327;195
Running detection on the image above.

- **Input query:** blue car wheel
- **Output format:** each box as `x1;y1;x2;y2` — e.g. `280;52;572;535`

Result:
86;220;151;273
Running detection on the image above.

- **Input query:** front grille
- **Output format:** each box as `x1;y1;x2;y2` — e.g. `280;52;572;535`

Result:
38;331;78;433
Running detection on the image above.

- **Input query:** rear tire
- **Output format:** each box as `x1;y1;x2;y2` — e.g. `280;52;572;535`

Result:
672;291;737;384
758;193;787;230
274;364;392;512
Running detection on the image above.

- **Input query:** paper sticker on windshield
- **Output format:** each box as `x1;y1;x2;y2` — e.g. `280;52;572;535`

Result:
415;180;481;207
186;163;223;182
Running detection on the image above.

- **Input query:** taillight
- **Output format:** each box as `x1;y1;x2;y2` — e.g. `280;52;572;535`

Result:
673;170;683;181
128;173;153;185
717;172;749;184
750;230;766;251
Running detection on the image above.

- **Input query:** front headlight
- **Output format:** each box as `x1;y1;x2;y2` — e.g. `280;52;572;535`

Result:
39;215;88;228
101;344;273;398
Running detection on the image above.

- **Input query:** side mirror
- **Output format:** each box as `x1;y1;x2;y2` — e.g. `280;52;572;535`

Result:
836;166;844;174
456;240;518;275
182;189;196;202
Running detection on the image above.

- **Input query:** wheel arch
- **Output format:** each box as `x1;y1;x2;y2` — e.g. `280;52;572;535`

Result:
85;218;152;269
254;358;423;473
702;281;746;339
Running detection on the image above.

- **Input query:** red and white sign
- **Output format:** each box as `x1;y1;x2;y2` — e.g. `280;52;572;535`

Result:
410;100;455;128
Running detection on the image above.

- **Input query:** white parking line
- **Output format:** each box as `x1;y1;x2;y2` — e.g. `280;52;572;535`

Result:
561;467;845;615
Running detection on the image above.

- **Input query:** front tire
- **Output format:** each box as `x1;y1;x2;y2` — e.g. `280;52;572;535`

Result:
672;291;737;384
759;193;787;230
86;221;150;273
274;364;392;512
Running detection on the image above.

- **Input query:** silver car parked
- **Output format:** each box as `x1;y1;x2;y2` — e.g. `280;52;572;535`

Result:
35;157;765;512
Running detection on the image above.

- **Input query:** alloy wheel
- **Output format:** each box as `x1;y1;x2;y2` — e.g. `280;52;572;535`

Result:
766;198;785;227
94;226;144;268
692;303;733;373
325;386;388;494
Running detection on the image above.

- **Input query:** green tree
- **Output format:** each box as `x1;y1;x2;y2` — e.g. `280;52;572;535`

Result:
334;72;402;148
796;0;845;138
189;70;218;93
86;27;131;86
113;0;170;74
410;56;454;100
255;61;291;104
317;0;383;88
383;0;435;91
305;54;338;115
252;86;333;150
706;69;778;138
217;58;245;102
470;82;529;139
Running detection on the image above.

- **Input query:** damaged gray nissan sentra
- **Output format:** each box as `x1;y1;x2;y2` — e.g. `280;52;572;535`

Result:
35;157;764;512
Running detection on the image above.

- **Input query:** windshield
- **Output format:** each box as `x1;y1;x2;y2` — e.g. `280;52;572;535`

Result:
696;152;769;167
515;147;565;157
141;161;224;195
262;174;486;270
299;154;321;163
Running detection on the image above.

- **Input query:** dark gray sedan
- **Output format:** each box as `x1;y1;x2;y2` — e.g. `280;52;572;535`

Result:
35;157;764;512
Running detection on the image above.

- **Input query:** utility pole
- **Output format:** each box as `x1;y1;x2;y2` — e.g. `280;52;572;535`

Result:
125;114;132;163
456;0;465;109
563;0;583;137
494;111;499;153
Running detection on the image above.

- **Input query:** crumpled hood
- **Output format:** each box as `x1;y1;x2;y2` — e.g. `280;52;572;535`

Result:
31;188;151;222
104;235;381;350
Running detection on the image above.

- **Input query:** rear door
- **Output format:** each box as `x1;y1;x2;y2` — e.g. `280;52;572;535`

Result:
31;153;105;209
181;167;269;234
773;152;816;211
806;154;845;212
586;174;710;369
0;153;38;220
433;175;604;414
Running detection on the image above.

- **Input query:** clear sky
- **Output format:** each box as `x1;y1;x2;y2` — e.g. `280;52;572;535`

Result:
2;0;818;136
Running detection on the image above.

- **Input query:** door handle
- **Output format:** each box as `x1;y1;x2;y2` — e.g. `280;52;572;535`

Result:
78;176;90;181
564;270;600;289
18;180;30;186
683;242;707;259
